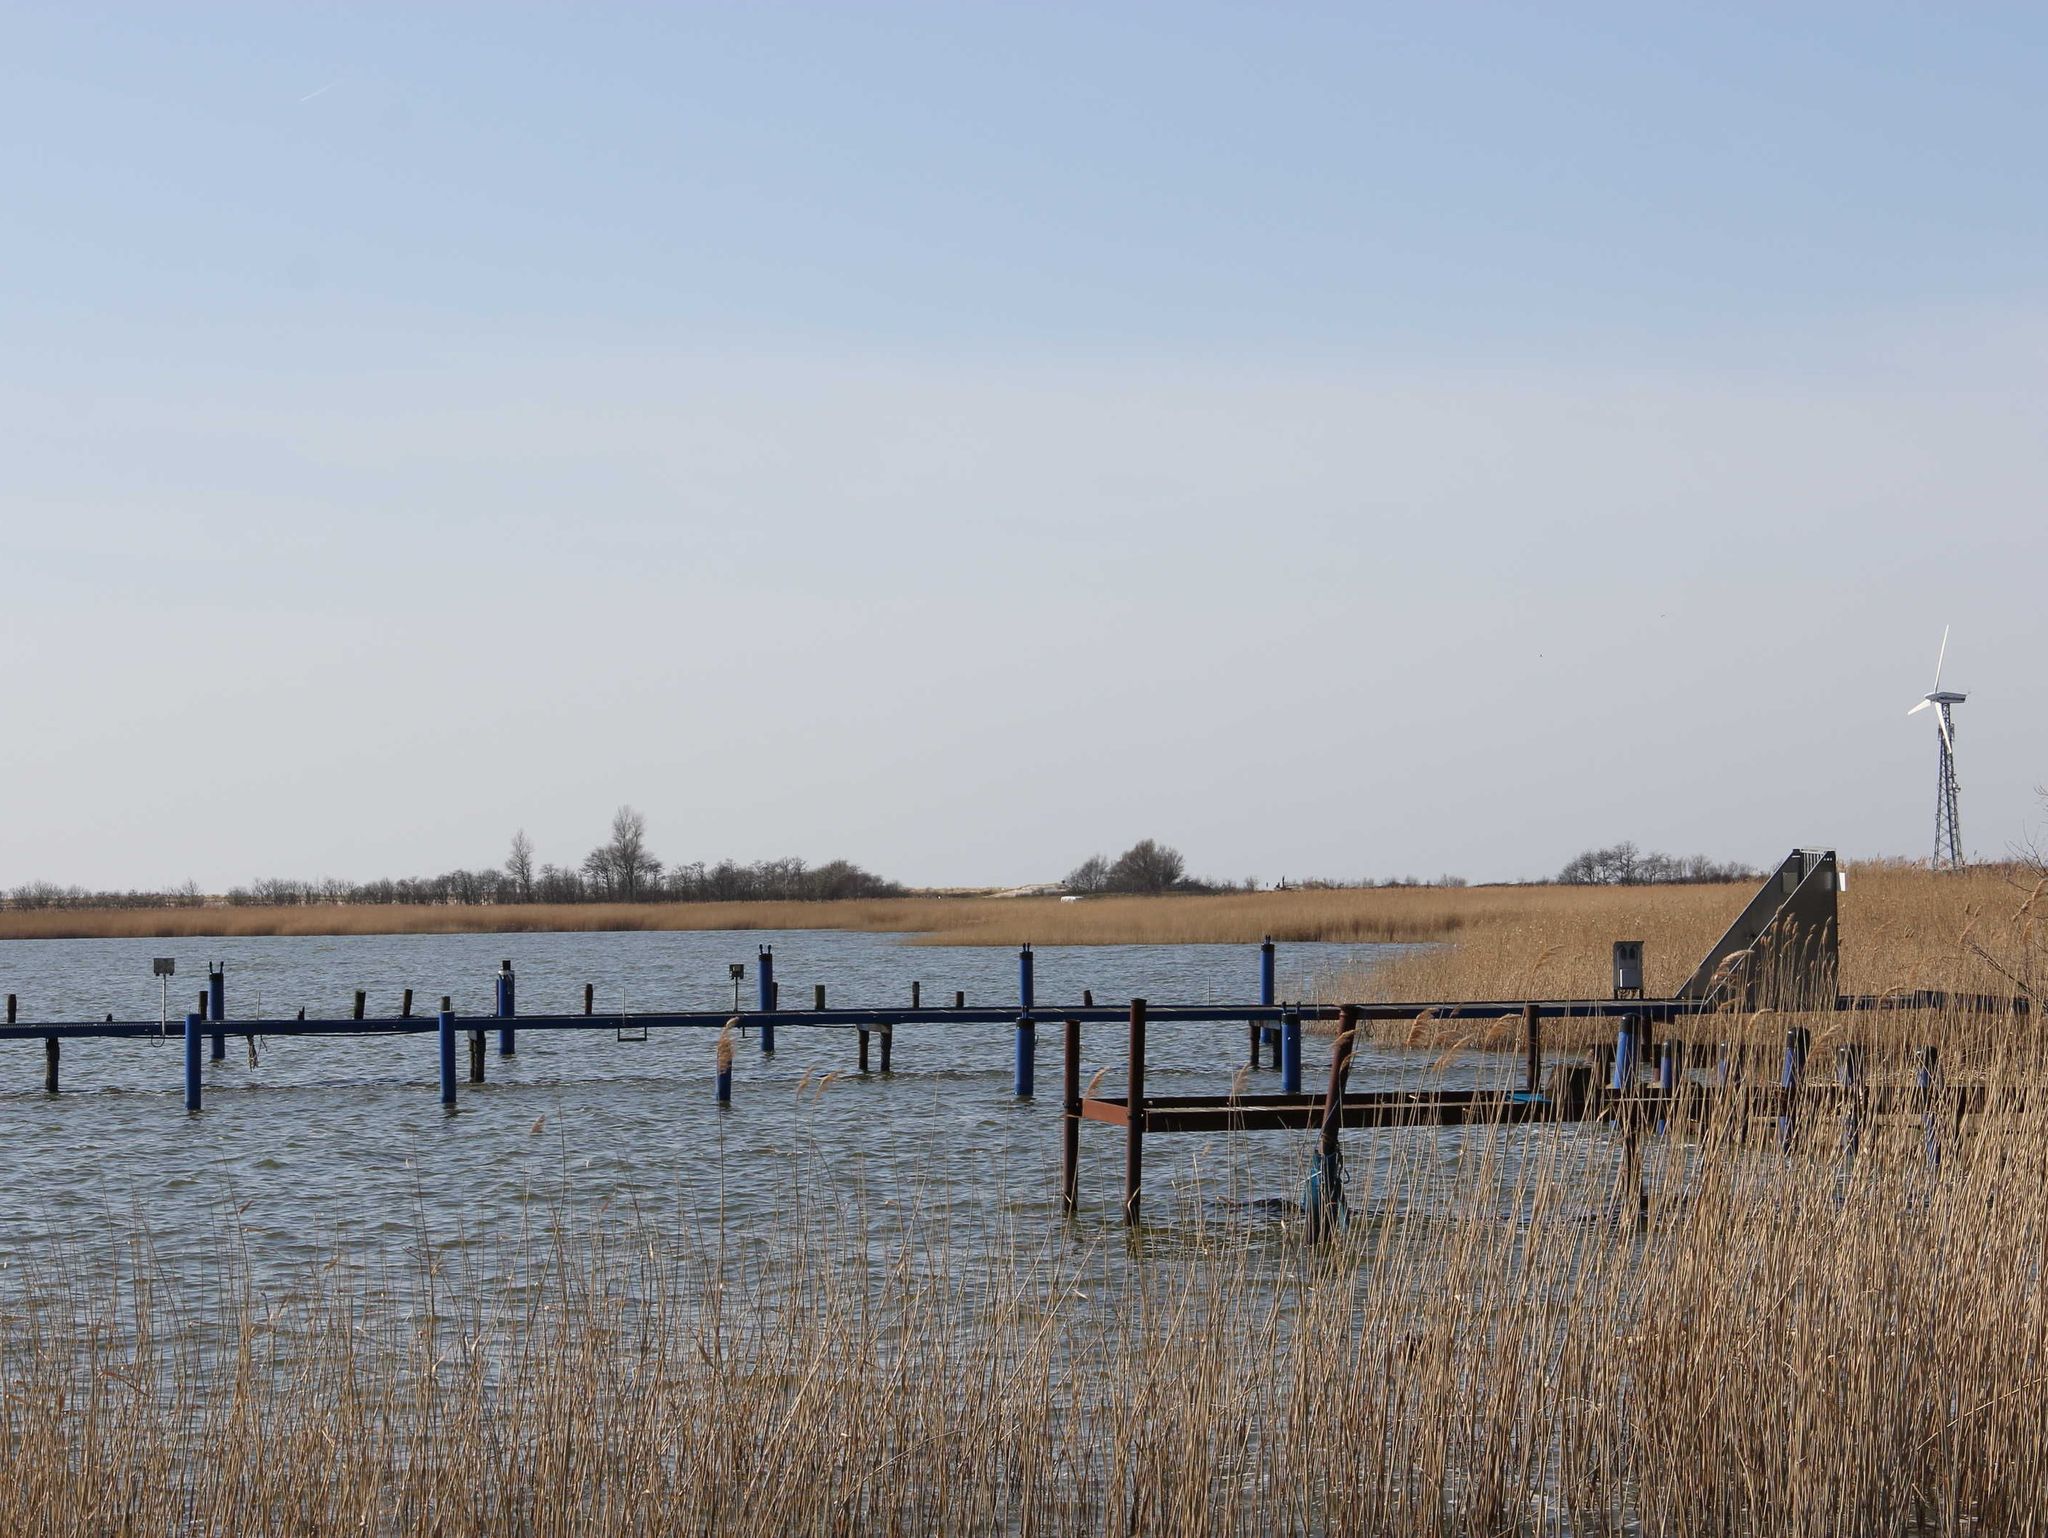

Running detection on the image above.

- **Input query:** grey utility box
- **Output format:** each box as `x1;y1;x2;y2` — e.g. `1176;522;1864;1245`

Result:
1612;940;1645;997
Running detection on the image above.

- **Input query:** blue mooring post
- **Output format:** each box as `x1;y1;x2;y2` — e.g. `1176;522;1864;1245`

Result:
183;1012;203;1112
757;947;775;1054
1779;1026;1811;1150
1281;1009;1302;1096
438;1007;457;1107
1015;943;1036;1098
208;964;225;1063
496;960;516;1056
1612;1014;1641;1091
1260;937;1279;1063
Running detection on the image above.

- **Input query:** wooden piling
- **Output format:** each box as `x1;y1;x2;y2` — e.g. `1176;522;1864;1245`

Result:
879;1022;894;1073
44;1036;58;1094
1522;1002;1541;1094
353;989;366;1021
1307;1005;1361;1243
5;995;14;1026
1124;999;1147;1227
584;983;594;1016
1061;1018;1082;1215
469;1030;485;1084
955;991;965;1009
910;981;921;1010
401;988;413;1019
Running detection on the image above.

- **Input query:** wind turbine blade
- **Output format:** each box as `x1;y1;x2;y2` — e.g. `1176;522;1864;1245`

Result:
1907;698;1931;716
1933;625;1949;692
1935;708;1954;754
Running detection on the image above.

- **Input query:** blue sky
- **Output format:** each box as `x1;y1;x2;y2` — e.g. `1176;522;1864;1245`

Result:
3;4;2043;888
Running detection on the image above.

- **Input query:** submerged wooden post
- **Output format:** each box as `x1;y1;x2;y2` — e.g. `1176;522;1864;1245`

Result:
1061;1018;1082;1215
1522;1003;1541;1095
955;991;965;1009
1308;1004;1361;1243
1838;1042;1867;1167
1779;1026;1811;1150
1916;1045;1941;1171
5;995;14;1026
402;987;413;1019
469;1029;485;1083
1124;999;1147;1227
584;983;594;1016
44;1036;58;1094
353;989;366;1021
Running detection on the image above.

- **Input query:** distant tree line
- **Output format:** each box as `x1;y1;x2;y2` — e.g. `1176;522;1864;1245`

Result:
5;880;208;912
1554;842;1758;886
3;806;902;910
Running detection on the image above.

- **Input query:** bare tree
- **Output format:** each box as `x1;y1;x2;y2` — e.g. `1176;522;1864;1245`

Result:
603;806;662;901
1065;854;1110;894
1106;839;1186;894
505;829;535;903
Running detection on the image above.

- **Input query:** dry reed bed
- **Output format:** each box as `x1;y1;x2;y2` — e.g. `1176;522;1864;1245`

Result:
6;1022;2048;1536
0;888;1478;946
1344;863;2044;1051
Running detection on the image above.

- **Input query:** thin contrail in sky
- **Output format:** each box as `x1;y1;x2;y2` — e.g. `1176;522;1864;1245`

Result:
298;79;341;104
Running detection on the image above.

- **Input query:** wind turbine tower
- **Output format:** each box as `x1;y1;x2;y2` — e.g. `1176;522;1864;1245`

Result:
1907;627;1966;869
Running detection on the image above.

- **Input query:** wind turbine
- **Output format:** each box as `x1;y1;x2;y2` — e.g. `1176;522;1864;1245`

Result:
1907;626;1966;869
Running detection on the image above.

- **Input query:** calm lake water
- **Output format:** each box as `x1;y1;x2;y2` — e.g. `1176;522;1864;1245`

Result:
0;929;1530;1293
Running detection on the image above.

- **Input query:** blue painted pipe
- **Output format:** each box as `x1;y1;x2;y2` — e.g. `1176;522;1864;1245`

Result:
1612;1015;1640;1091
757;948;775;1054
438;1009;457;1106
208;966;225;1062
496;962;516;1056
183;1012;202;1111
1260;938;1279;1060
1281;1010;1302;1095
1015;945;1035;1097
1015;1016;1036;1098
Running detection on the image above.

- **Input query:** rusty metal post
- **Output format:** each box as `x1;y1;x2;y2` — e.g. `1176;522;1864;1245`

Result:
1124;999;1147;1227
1061;1018;1082;1216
